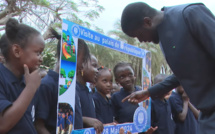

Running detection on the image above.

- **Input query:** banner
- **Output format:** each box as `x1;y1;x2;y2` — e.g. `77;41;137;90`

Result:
57;19;151;134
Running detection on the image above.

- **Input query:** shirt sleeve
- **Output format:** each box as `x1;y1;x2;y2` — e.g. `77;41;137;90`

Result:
169;96;183;115
150;101;156;127
0;80;12;113
148;74;180;99
183;3;215;60
35;84;52;120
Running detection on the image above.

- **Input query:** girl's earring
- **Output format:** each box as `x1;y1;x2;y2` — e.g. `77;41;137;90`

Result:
81;70;84;76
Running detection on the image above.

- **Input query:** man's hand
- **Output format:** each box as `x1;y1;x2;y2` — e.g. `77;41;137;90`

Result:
122;90;150;104
145;126;158;134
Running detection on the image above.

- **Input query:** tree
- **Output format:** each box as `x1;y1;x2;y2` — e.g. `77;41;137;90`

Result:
0;0;104;39
0;0;104;69
68;70;75;79
108;20;171;82
60;68;66;78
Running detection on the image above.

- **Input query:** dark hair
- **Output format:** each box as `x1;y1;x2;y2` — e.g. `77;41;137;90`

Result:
97;66;112;78
0;34;10;59
154;74;168;84
121;2;157;35
1;18;40;59
6;18;40;47
113;62;134;78
50;28;61;60
78;39;90;64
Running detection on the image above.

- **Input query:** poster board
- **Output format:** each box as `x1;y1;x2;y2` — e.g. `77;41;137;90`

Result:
57;19;151;134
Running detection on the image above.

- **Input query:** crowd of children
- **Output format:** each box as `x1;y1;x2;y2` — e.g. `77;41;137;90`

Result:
0;18;200;134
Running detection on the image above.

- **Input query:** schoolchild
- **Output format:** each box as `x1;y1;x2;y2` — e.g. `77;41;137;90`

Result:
150;74;175;134
74;39;90;129
75;53;103;133
111;62;141;123
112;83;121;95
93;66;114;124
57;112;61;134
35;28;61;134
77;55;98;119
60;113;65;134
74;44;103;134
169;86;199;134
0;18;44;133
66;110;73;133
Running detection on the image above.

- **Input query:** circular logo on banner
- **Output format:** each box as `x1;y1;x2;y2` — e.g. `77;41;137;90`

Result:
84;129;91;134
133;106;147;132
71;24;80;37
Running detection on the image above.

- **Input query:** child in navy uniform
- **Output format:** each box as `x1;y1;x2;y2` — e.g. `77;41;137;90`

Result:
0;18;44;133
74;39;90;129
60;113;66;134
150;74;175;134
93;66;114;124
75;54;103;133
35;28;61;134
169;86;199;134
111;62;140;123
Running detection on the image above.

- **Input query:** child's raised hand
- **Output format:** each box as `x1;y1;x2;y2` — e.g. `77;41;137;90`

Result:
122;90;150;104
24;64;41;91
182;92;189;102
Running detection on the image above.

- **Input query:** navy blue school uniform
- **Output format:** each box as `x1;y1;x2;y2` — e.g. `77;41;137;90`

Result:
74;92;83;129
111;86;140;123
169;92;198;134
93;91;113;124
74;82;96;129
77;82;96;118
151;99;175;134
35;70;58;134
66;115;73;125
0;63;37;134
60;117;65;130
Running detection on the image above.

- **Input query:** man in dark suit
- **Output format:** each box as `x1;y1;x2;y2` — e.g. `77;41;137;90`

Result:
120;2;215;134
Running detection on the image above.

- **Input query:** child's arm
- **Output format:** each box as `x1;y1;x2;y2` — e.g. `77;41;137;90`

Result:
34;119;50;134
188;102;200;120
177;92;189;122
0;65;41;133
83;116;104;134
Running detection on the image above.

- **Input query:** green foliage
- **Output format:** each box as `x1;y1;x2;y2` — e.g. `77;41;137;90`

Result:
31;0;50;6
68;70;75;78
60;68;66;78
107;20;170;83
41;41;57;69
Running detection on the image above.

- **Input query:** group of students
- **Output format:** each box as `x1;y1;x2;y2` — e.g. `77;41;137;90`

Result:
0;17;200;134
150;74;199;134
57;104;73;134
74;38;143;133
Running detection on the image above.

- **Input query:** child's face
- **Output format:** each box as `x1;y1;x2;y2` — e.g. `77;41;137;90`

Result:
115;65;136;90
62;113;65;118
112;83;120;94
96;70;113;95
20;35;45;72
83;55;98;83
